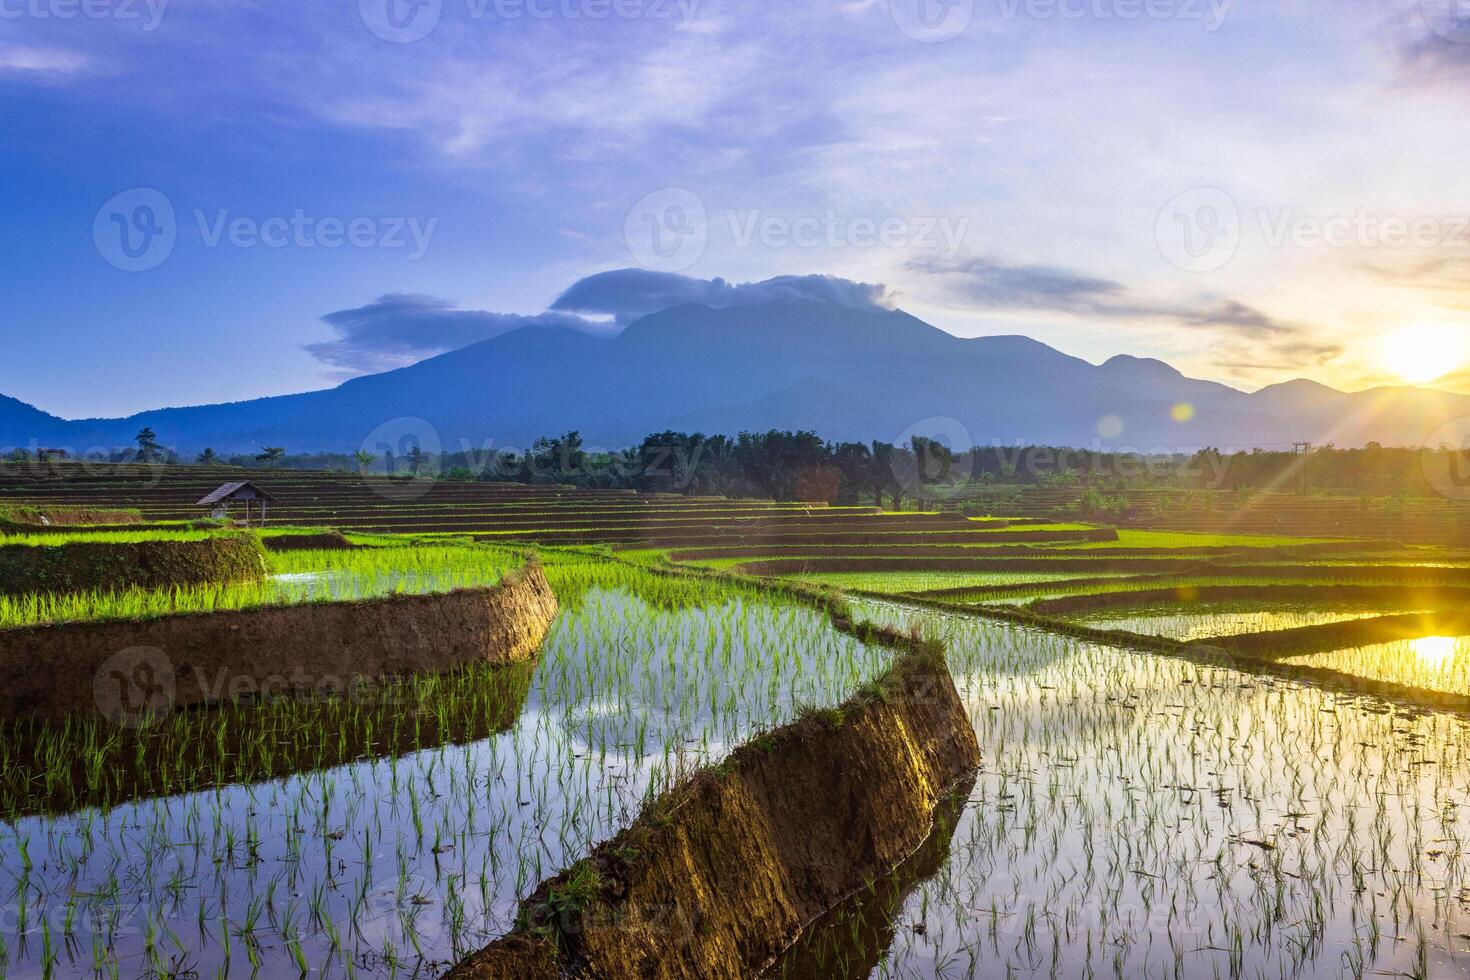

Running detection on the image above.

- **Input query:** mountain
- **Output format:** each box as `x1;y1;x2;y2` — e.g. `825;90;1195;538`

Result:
3;300;1468;454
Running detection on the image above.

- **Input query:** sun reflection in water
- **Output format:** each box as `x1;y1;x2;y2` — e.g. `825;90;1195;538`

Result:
1412;635;1457;672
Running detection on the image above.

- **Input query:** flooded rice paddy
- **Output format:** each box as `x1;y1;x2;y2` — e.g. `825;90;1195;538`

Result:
1076;607;1404;642
0;566;888;978
795;598;1470;978
4;568;1469;978
1287;635;1470;698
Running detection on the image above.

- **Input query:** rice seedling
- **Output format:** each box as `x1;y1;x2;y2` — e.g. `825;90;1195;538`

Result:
0;556;892;978
771;597;1470;978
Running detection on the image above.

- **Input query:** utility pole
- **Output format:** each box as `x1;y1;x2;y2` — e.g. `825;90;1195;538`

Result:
1292;442;1313;496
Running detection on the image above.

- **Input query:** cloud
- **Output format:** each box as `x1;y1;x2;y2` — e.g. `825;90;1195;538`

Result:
308;270;895;375
306;294;603;376
1387;4;1470;87
550;269;895;325
1365;251;1470;296
903;255;1124;313
908;255;1295;336
0;45;91;76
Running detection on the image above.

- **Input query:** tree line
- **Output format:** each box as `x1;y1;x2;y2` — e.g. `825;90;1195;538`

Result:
6;428;1465;504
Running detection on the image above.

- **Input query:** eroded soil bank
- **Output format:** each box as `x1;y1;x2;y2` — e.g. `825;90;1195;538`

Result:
0;561;558;721
446;635;980;980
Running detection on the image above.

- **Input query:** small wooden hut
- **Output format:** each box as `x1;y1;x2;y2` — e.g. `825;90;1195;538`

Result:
197;481;276;526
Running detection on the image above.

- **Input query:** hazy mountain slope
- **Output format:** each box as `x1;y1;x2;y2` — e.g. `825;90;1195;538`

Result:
2;300;1467;453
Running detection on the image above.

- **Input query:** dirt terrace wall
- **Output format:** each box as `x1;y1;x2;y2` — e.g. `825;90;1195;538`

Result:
1195;609;1470;660
0;562;558;722
261;531;357;552
447;642;980;980
734;556;1470;585
0;533;268;596
0;506;143;529
1027;583;1470;617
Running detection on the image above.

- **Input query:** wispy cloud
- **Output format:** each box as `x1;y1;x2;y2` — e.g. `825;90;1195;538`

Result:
0;45;90;76
306;294;606;376
908;255;1297;336
550;269;894;325
307;269;893;374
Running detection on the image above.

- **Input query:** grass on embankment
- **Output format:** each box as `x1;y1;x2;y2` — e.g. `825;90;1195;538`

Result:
0;540;519;630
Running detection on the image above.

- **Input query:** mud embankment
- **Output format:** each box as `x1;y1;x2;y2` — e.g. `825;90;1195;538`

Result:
735;556;1470;586
0;533;268;596
446;634;980;980
261;531;357;552
1194;610;1470;660
0;562;558;722
1027;583;1470;617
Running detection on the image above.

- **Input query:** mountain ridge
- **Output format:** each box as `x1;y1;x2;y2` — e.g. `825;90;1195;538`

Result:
2;300;1466;454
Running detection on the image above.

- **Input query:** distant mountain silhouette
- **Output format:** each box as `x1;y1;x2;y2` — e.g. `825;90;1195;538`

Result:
3;300;1468;454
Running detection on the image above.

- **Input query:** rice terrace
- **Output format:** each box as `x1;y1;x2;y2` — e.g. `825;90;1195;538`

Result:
9;2;1470;977
0;452;1463;979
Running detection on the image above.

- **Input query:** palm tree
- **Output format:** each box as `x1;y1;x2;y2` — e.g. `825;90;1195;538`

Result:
256;447;286;467
196;448;221;465
135;427;161;463
352;450;378;474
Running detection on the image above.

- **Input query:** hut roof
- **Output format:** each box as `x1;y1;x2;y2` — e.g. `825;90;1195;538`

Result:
196;481;277;506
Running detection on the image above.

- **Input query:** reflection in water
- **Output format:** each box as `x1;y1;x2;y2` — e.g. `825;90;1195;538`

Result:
0;584;890;979
828;599;1470;978
1288;633;1470;696
1415;634;1457;671
768;778;976;980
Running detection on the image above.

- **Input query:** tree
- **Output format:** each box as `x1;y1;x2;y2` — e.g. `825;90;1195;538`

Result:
352;450;378;474
256;447;286;467
196;448;221;465
135;427;161;463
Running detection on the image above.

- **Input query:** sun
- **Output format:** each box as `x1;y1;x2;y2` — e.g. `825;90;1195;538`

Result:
1382;324;1469;385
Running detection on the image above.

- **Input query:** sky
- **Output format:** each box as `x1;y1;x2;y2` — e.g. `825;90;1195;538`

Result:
2;0;1470;419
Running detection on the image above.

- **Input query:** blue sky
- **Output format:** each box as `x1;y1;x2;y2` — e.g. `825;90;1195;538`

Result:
3;0;1469;417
